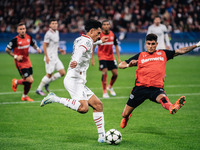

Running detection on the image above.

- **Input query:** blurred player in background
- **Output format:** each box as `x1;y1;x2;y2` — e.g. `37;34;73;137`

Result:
36;18;66;96
91;20;121;98
40;19;108;143
147;16;171;50
119;33;200;128
5;22;42;101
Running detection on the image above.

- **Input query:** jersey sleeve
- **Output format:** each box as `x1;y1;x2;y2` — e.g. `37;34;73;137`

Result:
125;53;140;63
6;38;17;50
163;50;175;60
44;32;50;43
114;34;118;45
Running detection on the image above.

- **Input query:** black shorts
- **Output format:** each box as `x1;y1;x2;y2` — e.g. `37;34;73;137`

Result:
18;67;33;78
99;60;118;71
127;86;166;108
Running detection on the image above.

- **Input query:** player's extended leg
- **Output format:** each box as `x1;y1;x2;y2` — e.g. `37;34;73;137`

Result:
121;104;134;128
101;68;109;98
88;95;105;143
156;94;186;114
21;75;34;101
40;92;90;113
107;68;118;96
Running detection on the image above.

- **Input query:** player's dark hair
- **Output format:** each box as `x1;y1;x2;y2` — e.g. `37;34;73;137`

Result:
102;20;110;24
154;15;161;19
84;19;102;32
146;34;158;42
49;18;57;24
17;22;25;27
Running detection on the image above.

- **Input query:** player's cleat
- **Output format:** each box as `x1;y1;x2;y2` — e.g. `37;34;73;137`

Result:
44;84;50;93
21;96;34;102
169;96;186;114
98;137;105;143
120;113;132;128
40;92;56;107
107;87;116;96
12;79;18;92
103;93;109;98
36;90;46;96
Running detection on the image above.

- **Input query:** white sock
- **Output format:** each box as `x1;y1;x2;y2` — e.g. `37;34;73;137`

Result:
50;72;61;82
53;95;81;111
22;94;27;98
93;112;105;138
37;76;51;90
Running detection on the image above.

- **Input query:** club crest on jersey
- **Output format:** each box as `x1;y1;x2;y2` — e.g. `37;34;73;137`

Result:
129;94;134;99
110;36;114;40
156;52;162;55
27;39;30;42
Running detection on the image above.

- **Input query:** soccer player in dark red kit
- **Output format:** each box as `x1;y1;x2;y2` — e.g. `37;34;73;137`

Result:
5;22;42;101
119;33;200;128
91;20;121;98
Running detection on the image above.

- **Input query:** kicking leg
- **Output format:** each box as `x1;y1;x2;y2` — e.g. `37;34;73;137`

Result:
157;94;186;114
121;104;134;128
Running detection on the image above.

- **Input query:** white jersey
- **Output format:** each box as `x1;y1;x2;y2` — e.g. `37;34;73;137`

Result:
147;24;170;50
66;34;93;83
44;28;59;61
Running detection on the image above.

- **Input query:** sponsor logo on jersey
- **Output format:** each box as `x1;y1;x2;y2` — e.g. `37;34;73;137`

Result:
141;56;164;64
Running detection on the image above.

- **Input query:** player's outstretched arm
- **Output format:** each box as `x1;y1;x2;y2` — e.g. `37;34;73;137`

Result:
119;61;129;69
174;41;200;56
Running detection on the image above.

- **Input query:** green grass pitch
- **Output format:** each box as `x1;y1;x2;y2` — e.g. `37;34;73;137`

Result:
0;53;199;150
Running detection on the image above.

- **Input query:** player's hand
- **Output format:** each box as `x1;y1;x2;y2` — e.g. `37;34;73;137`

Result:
129;60;138;67
91;58;95;66
60;49;66;55
101;36;109;43
46;56;50;64
16;55;23;61
70;61;77;68
37;48;42;53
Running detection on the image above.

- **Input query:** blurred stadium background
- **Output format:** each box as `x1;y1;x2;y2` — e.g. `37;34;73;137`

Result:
0;0;200;54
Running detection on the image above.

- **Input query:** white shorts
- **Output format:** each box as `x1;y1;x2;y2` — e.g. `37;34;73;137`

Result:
45;59;64;74
64;75;94;101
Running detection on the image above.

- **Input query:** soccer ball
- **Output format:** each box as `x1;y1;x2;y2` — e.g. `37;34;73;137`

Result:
105;129;122;145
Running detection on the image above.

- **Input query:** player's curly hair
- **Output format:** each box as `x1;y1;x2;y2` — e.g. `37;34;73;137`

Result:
146;33;158;42
84;19;102;32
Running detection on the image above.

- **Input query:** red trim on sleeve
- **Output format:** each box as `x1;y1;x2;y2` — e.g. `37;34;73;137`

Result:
80;45;88;51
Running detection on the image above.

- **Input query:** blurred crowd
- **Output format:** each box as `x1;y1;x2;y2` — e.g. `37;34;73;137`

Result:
0;0;200;34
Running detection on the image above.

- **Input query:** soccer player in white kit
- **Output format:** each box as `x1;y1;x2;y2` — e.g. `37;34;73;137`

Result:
36;19;66;96
40;19;106;143
147;16;171;50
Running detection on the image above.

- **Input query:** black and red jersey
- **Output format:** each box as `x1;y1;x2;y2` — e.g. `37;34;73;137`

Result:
97;31;118;61
126;50;175;88
7;34;35;70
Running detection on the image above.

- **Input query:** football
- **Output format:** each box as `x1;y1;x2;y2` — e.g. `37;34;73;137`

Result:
105;129;122;145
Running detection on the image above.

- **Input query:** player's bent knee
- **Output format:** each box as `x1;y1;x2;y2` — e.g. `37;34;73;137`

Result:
95;101;103;112
78;106;89;114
